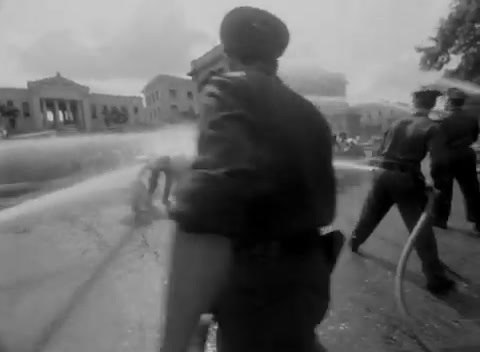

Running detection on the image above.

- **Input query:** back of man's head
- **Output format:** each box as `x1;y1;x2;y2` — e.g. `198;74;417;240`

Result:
220;7;289;71
412;89;442;110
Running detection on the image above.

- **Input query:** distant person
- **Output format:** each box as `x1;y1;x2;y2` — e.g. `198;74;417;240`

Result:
130;154;191;215
432;88;480;233
349;88;456;296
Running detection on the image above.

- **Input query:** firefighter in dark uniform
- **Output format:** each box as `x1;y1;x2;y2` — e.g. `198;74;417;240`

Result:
348;88;456;296
432;88;480;233
161;6;340;352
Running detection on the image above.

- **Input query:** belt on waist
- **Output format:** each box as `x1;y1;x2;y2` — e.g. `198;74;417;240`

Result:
375;161;421;174
235;229;320;255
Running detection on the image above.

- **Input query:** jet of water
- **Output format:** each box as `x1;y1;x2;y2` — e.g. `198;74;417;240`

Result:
333;159;375;172
0;166;140;229
434;77;480;96
0;156;375;229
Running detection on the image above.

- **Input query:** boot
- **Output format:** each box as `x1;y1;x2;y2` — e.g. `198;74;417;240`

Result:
472;223;480;236
426;277;456;296
348;237;361;253
432;221;448;229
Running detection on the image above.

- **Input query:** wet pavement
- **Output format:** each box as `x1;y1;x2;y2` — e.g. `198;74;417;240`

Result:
0;164;480;352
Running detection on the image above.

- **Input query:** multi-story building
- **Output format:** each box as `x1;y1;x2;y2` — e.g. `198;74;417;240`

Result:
0;72;144;134
142;74;199;125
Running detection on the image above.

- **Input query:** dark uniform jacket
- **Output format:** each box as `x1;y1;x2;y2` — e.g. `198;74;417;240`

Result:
169;68;336;243
376;111;448;171
438;108;479;152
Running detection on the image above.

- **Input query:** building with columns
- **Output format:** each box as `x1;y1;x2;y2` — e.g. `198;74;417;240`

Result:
0;72;145;134
142;74;199;125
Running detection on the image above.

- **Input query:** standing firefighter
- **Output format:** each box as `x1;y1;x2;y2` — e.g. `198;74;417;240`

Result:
348;88;456;296
432;88;480;233
161;6;340;352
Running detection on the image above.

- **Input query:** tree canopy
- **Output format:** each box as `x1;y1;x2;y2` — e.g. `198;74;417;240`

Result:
417;0;480;82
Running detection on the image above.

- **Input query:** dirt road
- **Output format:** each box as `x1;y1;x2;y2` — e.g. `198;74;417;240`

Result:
1;169;480;352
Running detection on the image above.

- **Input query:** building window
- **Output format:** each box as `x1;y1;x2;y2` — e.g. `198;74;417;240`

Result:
120;106;128;116
134;106;139;115
102;105;109;115
22;102;30;117
169;89;177;99
7;100;14;107
91;104;97;119
187;91;194;100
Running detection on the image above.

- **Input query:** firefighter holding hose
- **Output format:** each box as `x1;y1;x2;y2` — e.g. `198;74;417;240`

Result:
432;88;480;234
348;87;456;296
160;6;342;352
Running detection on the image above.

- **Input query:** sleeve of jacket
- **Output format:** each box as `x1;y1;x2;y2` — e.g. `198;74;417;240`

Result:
169;74;258;239
427;123;449;175
472;115;479;143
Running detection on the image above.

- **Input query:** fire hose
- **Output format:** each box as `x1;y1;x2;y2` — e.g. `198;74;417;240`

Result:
135;157;453;352
141;156;443;351
394;186;440;352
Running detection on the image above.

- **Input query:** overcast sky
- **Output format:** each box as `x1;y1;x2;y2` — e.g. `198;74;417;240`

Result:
0;0;451;102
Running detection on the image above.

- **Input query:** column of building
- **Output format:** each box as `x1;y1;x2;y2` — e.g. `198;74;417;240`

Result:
40;99;48;128
38;98;84;129
65;100;73;123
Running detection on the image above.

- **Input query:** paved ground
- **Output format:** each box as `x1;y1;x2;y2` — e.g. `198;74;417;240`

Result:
1;165;480;352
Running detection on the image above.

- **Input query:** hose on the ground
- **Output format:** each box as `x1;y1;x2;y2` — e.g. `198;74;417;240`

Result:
394;187;439;352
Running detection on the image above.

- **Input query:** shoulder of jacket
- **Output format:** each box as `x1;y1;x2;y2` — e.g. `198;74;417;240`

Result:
202;71;249;96
209;71;248;85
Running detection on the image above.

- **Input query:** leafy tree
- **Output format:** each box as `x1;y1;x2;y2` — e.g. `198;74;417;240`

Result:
416;0;480;81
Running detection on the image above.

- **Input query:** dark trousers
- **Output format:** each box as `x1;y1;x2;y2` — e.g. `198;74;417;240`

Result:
433;148;480;225
211;230;342;352
351;169;447;284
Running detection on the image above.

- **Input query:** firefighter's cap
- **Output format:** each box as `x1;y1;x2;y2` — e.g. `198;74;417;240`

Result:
412;87;443;100
220;6;290;62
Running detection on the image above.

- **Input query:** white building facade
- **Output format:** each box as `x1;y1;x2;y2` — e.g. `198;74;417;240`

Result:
142;74;199;125
0;72;145;134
